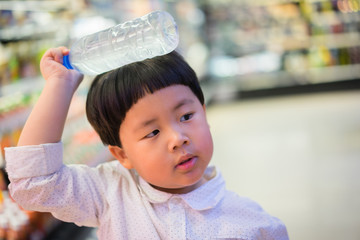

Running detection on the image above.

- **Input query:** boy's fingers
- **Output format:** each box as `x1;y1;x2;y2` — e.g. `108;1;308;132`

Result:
42;47;68;64
52;47;65;64
59;46;70;56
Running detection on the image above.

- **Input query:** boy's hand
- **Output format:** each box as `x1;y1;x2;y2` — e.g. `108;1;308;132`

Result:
40;47;83;93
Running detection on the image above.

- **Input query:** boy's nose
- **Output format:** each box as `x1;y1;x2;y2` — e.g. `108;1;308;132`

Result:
168;127;190;152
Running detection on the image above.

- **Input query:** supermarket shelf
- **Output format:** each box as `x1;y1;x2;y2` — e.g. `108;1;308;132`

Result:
0;23;62;43
258;32;360;51
310;32;360;49
312;11;360;25
0;1;68;12
0;77;42;115
0;77;43;97
237;64;360;90
204;0;336;6
205;64;360;103
208;78;360;104
306;64;360;83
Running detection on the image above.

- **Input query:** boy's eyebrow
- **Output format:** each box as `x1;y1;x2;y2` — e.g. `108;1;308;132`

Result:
141;119;157;129
138;98;195;129
173;98;194;111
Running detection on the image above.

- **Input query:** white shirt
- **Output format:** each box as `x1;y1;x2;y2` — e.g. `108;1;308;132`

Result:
5;142;288;240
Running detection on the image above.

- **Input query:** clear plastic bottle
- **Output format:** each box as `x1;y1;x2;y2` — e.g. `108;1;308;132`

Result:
63;11;179;75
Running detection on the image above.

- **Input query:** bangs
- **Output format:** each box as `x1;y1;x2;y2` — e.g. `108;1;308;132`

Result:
119;55;199;109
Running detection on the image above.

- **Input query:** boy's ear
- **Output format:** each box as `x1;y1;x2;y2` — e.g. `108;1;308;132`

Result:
108;145;133;169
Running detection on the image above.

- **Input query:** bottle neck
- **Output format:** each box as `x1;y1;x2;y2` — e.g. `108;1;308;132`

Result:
63;55;74;70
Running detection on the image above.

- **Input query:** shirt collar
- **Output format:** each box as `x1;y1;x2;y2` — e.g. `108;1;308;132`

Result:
136;166;226;211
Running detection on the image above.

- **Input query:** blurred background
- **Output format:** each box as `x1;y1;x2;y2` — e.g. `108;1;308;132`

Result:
0;0;359;239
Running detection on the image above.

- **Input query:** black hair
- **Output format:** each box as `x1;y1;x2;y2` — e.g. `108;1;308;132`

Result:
86;51;204;147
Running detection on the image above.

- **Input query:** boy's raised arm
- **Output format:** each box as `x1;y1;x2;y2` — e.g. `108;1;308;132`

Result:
17;47;84;146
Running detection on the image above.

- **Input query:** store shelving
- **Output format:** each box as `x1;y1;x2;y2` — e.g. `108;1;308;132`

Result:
0;22;62;43
0;1;68;12
202;0;360;92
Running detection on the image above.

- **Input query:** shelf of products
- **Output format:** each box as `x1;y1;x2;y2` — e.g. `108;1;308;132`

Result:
0;190;61;240
202;0;360;91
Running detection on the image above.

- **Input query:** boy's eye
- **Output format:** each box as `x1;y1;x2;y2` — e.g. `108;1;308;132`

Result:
145;129;160;138
180;113;193;122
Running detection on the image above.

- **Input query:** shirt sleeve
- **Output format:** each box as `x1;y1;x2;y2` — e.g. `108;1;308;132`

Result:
5;142;105;227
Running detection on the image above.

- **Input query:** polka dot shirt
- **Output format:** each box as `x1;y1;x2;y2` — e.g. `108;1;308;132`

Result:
5;142;288;240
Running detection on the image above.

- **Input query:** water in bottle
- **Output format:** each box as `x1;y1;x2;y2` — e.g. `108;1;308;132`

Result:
63;11;179;75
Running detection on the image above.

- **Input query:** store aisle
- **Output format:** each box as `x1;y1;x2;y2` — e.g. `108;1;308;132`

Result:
207;90;360;240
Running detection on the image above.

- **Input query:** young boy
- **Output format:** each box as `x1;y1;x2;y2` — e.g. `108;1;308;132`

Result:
5;47;288;239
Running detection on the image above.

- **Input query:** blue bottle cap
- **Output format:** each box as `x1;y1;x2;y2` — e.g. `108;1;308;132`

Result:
63;55;74;70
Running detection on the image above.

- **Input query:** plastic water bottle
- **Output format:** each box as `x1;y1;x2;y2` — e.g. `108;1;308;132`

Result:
63;11;179;75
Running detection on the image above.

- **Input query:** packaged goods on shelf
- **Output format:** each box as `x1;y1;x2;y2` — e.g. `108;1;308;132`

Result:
0;41;51;88
202;0;360;90
0;91;37;162
0;191;60;240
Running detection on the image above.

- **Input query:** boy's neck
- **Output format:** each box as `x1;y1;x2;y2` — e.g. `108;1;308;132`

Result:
150;176;207;194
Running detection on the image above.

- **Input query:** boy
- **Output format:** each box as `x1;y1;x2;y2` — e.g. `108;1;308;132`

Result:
5;47;288;239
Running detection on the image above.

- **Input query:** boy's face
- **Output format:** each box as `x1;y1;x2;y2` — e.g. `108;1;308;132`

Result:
110;84;213;194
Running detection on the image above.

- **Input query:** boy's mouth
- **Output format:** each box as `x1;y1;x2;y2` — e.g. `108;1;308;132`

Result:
177;158;192;166
175;155;197;170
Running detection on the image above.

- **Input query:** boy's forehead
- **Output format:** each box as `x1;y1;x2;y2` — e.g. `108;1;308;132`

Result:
139;85;197;105
127;85;198;118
